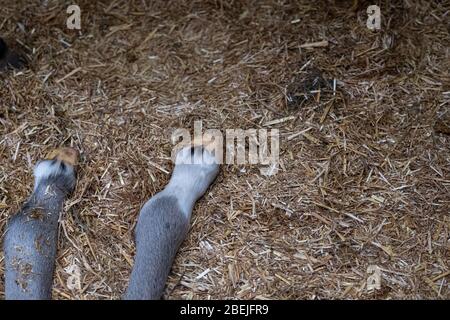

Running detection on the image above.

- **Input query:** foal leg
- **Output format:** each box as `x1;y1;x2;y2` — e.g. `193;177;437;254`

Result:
124;145;219;300
4;148;78;300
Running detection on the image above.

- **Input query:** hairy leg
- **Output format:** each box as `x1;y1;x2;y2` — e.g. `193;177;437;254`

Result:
4;148;78;300
124;146;219;300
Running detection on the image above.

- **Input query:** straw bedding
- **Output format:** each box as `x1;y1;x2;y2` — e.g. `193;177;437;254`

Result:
0;0;448;299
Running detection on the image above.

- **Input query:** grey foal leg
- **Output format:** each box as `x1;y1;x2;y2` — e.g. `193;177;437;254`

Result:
124;145;219;300
4;148;78;300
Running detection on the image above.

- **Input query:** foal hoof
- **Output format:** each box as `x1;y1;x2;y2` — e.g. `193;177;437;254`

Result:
45;147;79;166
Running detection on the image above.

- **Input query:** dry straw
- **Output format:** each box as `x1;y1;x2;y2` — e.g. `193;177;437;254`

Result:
0;0;448;299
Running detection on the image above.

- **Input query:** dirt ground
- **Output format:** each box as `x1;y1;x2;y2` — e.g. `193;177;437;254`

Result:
0;0;449;299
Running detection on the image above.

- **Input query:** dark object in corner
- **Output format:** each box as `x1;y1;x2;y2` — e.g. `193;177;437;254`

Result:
0;37;27;71
434;113;450;135
286;67;332;109
0;38;8;58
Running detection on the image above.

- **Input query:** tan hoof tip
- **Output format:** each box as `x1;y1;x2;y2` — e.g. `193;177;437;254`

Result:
45;147;79;166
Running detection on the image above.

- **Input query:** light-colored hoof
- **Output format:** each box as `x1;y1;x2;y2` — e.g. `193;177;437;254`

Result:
45;147;79;166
